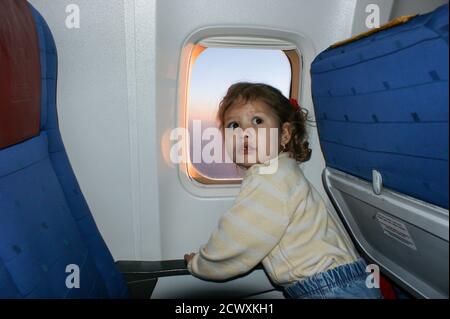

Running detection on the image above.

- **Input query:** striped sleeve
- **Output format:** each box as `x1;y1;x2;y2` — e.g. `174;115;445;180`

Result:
187;174;290;281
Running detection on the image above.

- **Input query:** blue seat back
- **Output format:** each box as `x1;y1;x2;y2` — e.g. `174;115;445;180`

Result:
0;1;128;298
311;4;449;209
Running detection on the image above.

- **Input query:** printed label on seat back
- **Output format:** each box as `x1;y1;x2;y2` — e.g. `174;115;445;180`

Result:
376;212;417;250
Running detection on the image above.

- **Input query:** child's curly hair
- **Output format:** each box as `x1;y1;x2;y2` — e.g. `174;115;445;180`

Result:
217;82;312;163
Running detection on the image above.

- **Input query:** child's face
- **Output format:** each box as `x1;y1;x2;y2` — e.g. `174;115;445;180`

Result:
223;99;281;168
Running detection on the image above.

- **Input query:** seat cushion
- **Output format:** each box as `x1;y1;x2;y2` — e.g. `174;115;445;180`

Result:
0;134;111;297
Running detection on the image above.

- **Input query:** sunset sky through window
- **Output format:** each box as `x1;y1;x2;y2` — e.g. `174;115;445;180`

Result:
188;47;292;180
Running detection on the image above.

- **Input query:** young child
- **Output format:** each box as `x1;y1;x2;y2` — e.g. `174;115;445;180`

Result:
184;82;382;299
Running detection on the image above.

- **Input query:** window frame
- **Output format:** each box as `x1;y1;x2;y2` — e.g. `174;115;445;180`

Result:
175;26;314;198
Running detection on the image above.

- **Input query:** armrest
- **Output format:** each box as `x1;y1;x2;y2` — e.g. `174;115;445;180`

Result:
116;259;189;280
115;259;265;299
115;259;189;299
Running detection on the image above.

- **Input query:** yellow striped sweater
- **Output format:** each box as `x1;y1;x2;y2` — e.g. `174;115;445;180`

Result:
187;152;359;285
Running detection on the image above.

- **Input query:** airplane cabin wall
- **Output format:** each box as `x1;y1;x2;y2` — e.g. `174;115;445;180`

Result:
154;0;393;260
27;0;161;261
28;0;401;261
390;0;449;19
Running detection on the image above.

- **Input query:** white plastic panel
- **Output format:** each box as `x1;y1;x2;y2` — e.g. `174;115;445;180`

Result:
390;0;449;19
323;168;449;299
199;36;297;49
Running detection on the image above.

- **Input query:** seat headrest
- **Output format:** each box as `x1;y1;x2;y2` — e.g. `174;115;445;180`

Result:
0;0;41;149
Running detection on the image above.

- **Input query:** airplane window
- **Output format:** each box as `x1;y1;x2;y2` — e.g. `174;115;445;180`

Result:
187;47;298;184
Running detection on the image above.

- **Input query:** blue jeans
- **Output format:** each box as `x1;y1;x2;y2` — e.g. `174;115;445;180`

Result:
284;258;383;299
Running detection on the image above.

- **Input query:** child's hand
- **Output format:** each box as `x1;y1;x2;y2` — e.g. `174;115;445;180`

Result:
184;252;196;264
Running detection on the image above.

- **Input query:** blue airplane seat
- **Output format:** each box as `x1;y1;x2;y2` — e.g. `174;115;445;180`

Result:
311;4;449;298
0;0;129;298
311;4;449;209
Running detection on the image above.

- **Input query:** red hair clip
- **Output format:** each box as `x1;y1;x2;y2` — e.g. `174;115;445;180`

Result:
289;98;301;111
